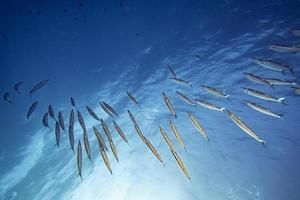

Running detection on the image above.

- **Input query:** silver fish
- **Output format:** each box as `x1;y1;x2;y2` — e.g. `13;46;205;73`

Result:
86;106;100;121
194;99;225;112
93;126;108;151
201;85;230;99
42;112;49;128
127;109;138;126
223;109;266;144
77;140;82;179
269;44;300;53
163;91;177;118
29;79;48;96
167;64;177;78
55;121;61;147
170;77;192;87
169;120;185;150
175;91;195;105
48;104;55;120
188;112;209;141
159;126;175;151
101;119;113;141
244;100;283;118
170;148;191;180
3;92;13;104
58;111;65;131
97;141;112;174
69;109;75;153
108;139;119;162
244;73;273;87
242;87;285;104
252;58;294;74
77;110;86;132
144;137;164;165
100;102;114;117
113;120;128;143
263;78;297;86
27;101;38;119
101;101;119;117
127;91;141;108
83;132;92;161
14;81;23;93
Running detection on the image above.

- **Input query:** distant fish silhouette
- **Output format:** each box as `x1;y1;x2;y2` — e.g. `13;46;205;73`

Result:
99;102;114;117
55;121;61;147
93;126;108;151
70;97;76;108
101;101;119;117
58;111;65;131
113;120;128;143
48;104;56;121
3;92;13;104
126;91;141;108
167;64;177;78
14;81;24;93
26;101;38;119
86;106;100;121
42;112;49;128
77;140;82;180
29;79;48;96
83;132;92;161
69;109;75;153
77;110;86;132
97;140;112;174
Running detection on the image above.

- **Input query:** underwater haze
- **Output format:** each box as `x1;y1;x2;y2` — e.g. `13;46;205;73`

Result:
1;0;300;199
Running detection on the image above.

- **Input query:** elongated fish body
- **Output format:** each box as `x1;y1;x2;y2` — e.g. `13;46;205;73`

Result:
102;101;119;117
77;141;82;179
77;110;86;132
244;100;283;118
48;104;55;120
194;99;225;112
29;79;48;96
269;44;300;53
169;120;185;149
98;141;112;174
244;73;272;87
223;109;266;144
291;30;300;37
3;92;13;104
100;102;114;117
86;106;100;121
201;85;230;99
170;77;192;87
101;119;113;141
83;132;92;161
252;58;294;73
42;113;49;128
108;139;119;162
170;148;191;180
134;124;147;144
113;121;128;143
126;91;141;108
58;111;65;131
159;126;175;151
188;112;209;141
27;101;38;119
175;91;195;105
69;109;75;153
144;137;164;165
93;127;108;151
242;87;285;103
55;121;61;147
163;91;177;118
71;97;76;108
127;109;138;126
167;64;177;78
14;81;23;93
264;78;297;86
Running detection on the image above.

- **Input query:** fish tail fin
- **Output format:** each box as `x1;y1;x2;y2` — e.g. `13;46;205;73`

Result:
174;114;178;118
260;140;267;147
78;173;82;181
220;107;226;112
278;97;286;105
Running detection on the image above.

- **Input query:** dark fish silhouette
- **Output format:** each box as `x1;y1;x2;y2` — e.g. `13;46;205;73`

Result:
58;111;65;131
71;97;76;108
48;104;56;120
3;92;13;104
42;112;49;128
86;106;100;121
77;110;86;132
14;81;24;93
28;79;48;96
167;64;177;78
55;121;61;147
77;140;82;180
113;121;128;143
69;109;75;153
26;101;38;119
93;126;108;151
126;91;141;108
99;102;114;117
83;132;92;161
101;101;119;117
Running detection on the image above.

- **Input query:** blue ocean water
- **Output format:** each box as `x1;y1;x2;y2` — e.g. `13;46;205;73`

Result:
0;0;300;199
